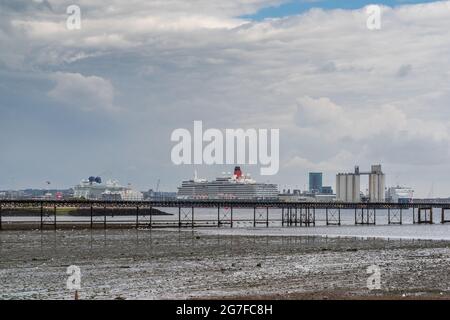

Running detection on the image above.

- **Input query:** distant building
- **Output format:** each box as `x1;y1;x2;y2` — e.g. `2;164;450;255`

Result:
336;172;360;202
0;190;25;200
320;186;333;194
144;190;177;200
315;194;336;202
309;172;323;193
369;165;386;202
336;165;386;202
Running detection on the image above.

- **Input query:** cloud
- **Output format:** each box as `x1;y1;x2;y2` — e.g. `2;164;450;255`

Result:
396;64;412;77
1;0;450;196
293;95;450;165
48;72;116;112
285;150;355;172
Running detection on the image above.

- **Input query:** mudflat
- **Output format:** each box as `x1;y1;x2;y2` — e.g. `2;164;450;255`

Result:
0;229;449;299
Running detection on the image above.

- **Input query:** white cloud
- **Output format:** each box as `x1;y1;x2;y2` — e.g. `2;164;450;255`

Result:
2;0;450;195
48;72;116;112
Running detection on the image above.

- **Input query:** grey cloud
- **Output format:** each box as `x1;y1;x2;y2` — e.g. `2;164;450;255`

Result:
47;72;116;112
1;1;450;196
0;0;53;13
396;64;412;77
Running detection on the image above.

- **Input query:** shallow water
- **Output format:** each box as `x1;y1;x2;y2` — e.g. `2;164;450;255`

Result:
197;224;450;241
3;208;449;242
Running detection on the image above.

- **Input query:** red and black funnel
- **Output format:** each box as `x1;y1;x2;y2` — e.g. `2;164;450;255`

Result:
234;166;242;178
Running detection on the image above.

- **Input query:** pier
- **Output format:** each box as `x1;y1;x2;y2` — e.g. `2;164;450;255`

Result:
1;199;450;230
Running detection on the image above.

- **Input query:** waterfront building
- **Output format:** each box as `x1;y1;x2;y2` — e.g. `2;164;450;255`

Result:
320;186;333;194
336;172;361;202
336;165;386;202
309;172;323;193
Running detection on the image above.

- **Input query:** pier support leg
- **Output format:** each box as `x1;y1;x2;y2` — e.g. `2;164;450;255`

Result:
416;207;433;224
90;205;93;229
149;206;153;229
253;207;256;227
192;207;194;229
355;207;375;225
388;208;402;225
40;202;43;230
0;204;2;230
104;206;107;229
440;207;450;224
136;206;139;228
440;208;450;224
54;205;57;230
326;208;340;226
266;207;269;228
230;206;233;228
178;205;181;228
281;208;284;226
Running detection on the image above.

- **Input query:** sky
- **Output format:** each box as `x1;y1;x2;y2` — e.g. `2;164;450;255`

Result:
243;0;440;19
1;0;450;197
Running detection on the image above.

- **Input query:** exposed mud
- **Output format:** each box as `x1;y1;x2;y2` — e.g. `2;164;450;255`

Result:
0;229;449;300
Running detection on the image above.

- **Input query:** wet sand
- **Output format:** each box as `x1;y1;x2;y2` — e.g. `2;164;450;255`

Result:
0;229;449;300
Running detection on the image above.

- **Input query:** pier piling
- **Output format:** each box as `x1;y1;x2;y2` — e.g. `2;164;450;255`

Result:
388;207;402;225
326;208;341;226
54;205;57;230
149;206;153;228
441;208;450;224
40;202;43;230
103;206;107;229
136;206;139;228
90;205;93;228
416;207;433;224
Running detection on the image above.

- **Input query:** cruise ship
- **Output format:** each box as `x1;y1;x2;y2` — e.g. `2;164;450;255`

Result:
73;176;144;201
177;167;279;200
